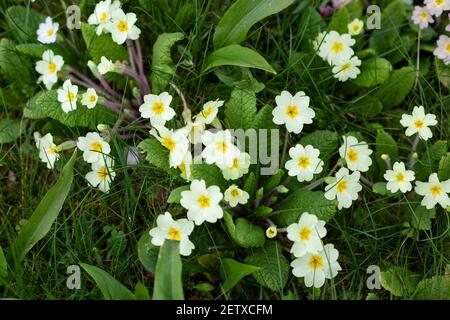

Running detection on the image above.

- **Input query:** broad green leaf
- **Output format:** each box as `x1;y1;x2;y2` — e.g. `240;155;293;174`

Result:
352;58;392;87
9;151;77;265
221;258;259;292
203;45;276;75
0;119;22;144
167;185;190;203
153;240;184;300
224;212;265;248
134;282;151;300
151;32;185;94
375;129;398;172
138;138;179;177
253;104;277;130
243;172;256;197
351;96;383;119
244;240;289;291
81;23;127;64
328;6;350;33
224;88;257;130
0;246;7;285
191;164;228;190
15;43;65;59
299;130;338;161
436;58;450;89
24;90;118;129
273;191;337;226
263;169;285;193
438;154;450;181
376;67;415;109
213;0;295;48
430;141;448;162
137;231;159;273
372;182;388;196
414;276;450;300
0;39;33;85
410;205;435;231
6;6;44;42
379;267;420;297
80;263;135;300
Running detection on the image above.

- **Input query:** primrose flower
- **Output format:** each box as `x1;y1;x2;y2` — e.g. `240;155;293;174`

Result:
57;80;78;113
339;136;373;172
412;6;434;29
35;49;64;90
384;162;415;193
285;144;324;182
433;35;450;65
85;157;116;193
220;152;251;181
324;167;362;209
97;56;116;75
37;17;58;44
34;132;60;169
139;92;175;126
150;125;189;168
180;179;224;225
286;212;327;258
400;106;437;141
77;132;111;163
319;31;355;65
415;173;450;209
313;31;327;52
347;18;364;35
149;212;195;256
424;0;450;17
81;88;98;109
88;0;122;35
332;56;361;82
272;91;315;134
291;243;342;288
106;10;141;45
224;185;249;207
197;100;224;124
201;130;241;167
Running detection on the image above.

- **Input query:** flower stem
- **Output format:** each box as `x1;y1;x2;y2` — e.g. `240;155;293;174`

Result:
413;29;421;91
169;81;189;111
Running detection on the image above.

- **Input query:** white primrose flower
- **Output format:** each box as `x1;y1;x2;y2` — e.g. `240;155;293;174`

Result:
220;152;251;181
77;132;111;163
180;179;224;225
139;92;175;126
434;35;450;65
347;18;364;35
400;106;437;141
332;56;361;82
196;100;224;124
97;56;116;75
291;243;342;288
57;80;78;113
412;6;434;29
415;173;450;209
286;212;327;258
324;167;362;209
319;31;355;65
150;125;189;168
87;0;122;35
339;135;373;172
384;162;415;193
201;130;241;167
85;157;116;193
34;132;60;169
179;151;193;181
81;88;98;109
35;49;64;90
224;185;249;207
37;16;58;44
285;144;324;182
424;0;450;17
272;91;315;134
106;10;141;45
149;212;195;256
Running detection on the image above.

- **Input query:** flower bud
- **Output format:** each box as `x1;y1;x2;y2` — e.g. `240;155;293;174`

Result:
266;226;277;238
276;185;289;194
58;140;77;151
256;187;264;199
87;60;100;78
412;152;419;160
381;154;390;161
97;124;110;132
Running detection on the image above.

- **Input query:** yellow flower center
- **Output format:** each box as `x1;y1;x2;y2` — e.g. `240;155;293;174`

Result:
167;227;181;241
48;146;58;155
414;119;424;129
90;141;103;152
152;102;165;115
162;137;176;151
67;91;76;102
231;157;239;170
216;141;228;153
308;255;324;270
352;25;360;32
435;0;444;5
179;162;186;175
97;167;109;181
331;41;343;53
341;63;351;71
48;62;57;74
197;194;211;208
395;172;405;182
100;11;108;22
420;12;429;20
202;106;214;118
286;105;299;119
117;20;129;32
299;227;311;241
89;95;97;103
347;148;358;162
446;43;450;53
230;188;240;197
298;156;311;169
337;180;348;193
47;28;54;37
430;185;442;196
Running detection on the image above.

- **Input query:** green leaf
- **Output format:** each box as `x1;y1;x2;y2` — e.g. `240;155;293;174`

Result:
299;130;338;160
224;212;265;248
81;23;127;64
213;0;295;48
244;240;289;291
379;267;420;297
430;141;448;162
167;185;190;203
221;258;259;292
151;32;185;94
328;7;350;33
137;231;159;273
0;119;22;144
243;172;256;197
0;246;7;285
263;169;285;193
436;58;450;89
438;154;450;181
6;6;45;42
410;205;435;231
253;104;277;130
224;88;257;130
372;182;388;196
15;43;65;59
414;276;450;300
9;151;77;266
134;282;151;300
351;96;383;119
203;45;276;75
137;138;179;177
375;129;398;172
153;240;184;300
273;191;337;226
0;39;33;85
24;90;118;129
80;263;135;300
191;164;228;190
376;67;415;109
352;58;392;88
